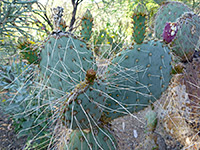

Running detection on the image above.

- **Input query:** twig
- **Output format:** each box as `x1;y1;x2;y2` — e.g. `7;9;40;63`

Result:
69;0;83;32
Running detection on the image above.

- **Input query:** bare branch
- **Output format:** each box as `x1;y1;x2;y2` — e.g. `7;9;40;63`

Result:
69;0;83;32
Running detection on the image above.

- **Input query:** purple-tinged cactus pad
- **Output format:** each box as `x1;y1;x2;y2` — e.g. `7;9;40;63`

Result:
169;12;200;62
163;22;178;44
154;1;191;39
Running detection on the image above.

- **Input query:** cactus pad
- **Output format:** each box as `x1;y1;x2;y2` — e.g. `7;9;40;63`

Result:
132;3;147;44
40;34;96;98
132;13;147;44
169;12;200;62
80;9;93;41
61;77;107;130
66;127;117;150
154;1;191;39
145;110;157;132
104;39;172;120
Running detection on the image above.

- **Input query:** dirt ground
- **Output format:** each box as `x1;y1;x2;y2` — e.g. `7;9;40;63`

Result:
0;107;27;150
111;106;184;150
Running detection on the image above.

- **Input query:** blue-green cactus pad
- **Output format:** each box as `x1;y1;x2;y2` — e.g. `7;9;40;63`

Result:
66;127;117;150
40;34;96;98
104;40;172;119
81;9;93;41
61;79;107;130
132;3;147;44
132;13;147;44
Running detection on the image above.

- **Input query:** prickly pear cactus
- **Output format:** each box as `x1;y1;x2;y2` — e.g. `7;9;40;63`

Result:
17;38;39;64
154;1;191;39
132;3;147;44
66;127;117;150
104;39;172;120
80;9;93;41
169;12;200;62
61;69;107;130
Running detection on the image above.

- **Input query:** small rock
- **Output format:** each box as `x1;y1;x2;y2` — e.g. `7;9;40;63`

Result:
133;129;138;138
